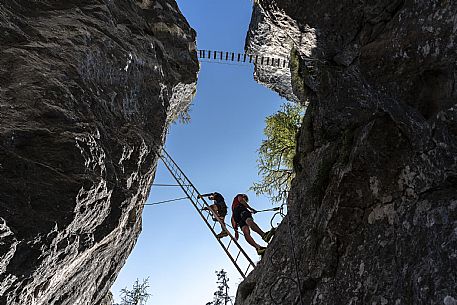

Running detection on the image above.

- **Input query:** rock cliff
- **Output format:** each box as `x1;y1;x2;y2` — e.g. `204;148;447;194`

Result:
240;1;457;304
0;1;198;304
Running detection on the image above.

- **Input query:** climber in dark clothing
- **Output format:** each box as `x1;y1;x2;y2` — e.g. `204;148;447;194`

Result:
231;194;275;255
198;192;229;239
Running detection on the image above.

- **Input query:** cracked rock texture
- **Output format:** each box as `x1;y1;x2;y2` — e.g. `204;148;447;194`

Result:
239;1;457;305
0;1;198;304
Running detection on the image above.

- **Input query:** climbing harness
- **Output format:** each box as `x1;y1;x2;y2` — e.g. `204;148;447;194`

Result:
157;147;256;279
197;49;289;68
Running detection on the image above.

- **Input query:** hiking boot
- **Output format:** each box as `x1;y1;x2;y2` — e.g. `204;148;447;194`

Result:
262;228;276;243
216;231;229;239
256;246;266;256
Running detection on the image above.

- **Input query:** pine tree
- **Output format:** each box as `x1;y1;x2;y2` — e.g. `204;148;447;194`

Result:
206;269;232;305
119;278;150;305
251;102;305;204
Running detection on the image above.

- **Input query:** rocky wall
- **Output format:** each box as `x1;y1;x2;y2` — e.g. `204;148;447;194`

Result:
0;1;198;304
239;1;457;304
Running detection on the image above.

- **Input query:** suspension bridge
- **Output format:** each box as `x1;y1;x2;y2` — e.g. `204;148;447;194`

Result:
197;49;290;68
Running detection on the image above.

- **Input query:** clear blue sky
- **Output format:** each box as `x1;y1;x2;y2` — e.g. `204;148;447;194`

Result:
112;1;286;304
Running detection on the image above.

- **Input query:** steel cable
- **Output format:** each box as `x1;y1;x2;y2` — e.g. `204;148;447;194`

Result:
268;203;305;305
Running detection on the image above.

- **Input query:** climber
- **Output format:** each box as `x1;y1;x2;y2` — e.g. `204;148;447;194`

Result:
231;194;275;255
198;192;229;239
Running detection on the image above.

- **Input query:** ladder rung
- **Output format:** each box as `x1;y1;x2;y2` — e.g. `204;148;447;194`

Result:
245;264;252;275
159;147;256;279
234;250;241;263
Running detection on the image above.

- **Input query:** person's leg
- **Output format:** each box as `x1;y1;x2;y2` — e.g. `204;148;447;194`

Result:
246;218;266;238
219;216;227;230
216;216;229;238
210;204;219;215
205;204;220;221
241;225;262;249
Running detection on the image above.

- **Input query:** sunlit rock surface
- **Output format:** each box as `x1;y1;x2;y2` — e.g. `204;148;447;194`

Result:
245;2;317;103
239;1;457;304
0;1;198;304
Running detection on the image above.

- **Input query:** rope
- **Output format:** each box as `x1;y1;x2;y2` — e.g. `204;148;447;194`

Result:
143;196;188;206
199;60;253;68
286;213;305;305
267;203;305;305
143;194;246;236
255;207;281;213
151;184;191;187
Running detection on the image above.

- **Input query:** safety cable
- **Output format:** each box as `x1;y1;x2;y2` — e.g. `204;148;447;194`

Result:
255;207;281;213
143;196;188;206
199;60;253;67
143;194;281;239
151;183;191;187
268;203;305;305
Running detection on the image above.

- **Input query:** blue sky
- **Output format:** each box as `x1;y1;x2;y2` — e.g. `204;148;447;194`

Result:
112;1;286;304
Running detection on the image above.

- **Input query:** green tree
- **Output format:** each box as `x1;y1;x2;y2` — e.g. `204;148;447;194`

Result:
251;102;305;204
206;269;232;305
119;278;150;305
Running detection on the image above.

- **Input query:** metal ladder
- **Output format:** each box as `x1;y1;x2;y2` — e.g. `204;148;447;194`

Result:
158;148;256;279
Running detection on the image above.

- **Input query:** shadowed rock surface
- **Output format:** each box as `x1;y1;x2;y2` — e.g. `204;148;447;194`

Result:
0;1;198;304
239;1;457;304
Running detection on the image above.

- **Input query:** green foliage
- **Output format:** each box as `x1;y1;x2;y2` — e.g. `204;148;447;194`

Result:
206;269;232;305
120;278;150;305
289;48;306;100
251;102;305;204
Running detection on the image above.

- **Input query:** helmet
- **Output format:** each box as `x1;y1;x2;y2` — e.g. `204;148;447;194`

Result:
241;194;249;202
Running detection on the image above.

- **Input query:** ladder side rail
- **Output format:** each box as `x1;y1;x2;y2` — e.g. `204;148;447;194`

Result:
160;149;256;270
159;155;248;278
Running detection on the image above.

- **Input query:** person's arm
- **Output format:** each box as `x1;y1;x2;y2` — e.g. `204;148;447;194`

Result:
197;192;214;199
239;197;257;213
231;216;239;240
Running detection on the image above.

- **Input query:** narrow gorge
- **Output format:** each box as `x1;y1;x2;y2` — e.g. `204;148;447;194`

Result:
1;0;456;305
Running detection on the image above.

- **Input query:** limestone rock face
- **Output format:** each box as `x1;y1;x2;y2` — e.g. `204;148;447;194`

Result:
239;1;457;304
245;3;312;103
0;1;198;304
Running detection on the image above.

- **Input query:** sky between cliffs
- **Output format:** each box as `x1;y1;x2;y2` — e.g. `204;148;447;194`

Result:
112;1;286;304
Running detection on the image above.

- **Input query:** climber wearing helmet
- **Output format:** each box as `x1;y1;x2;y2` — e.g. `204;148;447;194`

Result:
231;193;275;255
